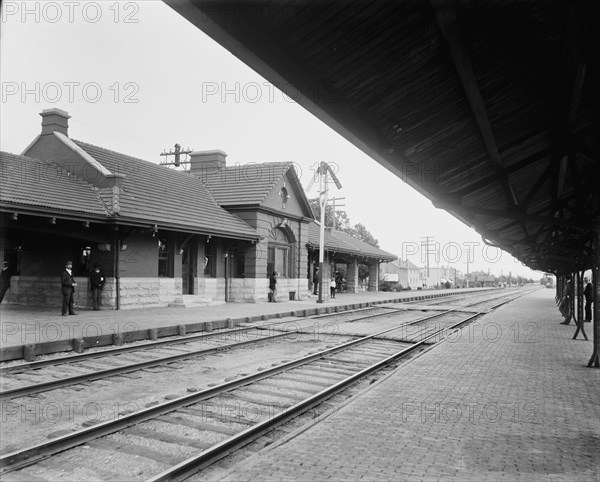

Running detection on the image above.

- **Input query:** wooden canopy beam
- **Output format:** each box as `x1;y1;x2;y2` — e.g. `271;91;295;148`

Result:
431;0;518;209
449;148;551;200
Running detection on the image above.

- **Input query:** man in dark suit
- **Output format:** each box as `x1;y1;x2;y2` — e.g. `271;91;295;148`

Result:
0;261;11;303
584;277;593;322
61;261;77;316
90;263;105;310
269;271;278;302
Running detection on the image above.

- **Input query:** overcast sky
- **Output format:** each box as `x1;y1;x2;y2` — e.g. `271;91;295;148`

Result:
1;1;544;280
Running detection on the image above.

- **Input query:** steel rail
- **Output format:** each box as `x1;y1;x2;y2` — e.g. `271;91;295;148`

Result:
148;292;535;481
0;290;531;400
0;308;409;400
147;312;483;481
0;319;296;374
0;307;483;474
0;305;386;374
0;307;431;400
401;290;485;305
0;331;293;401
0;288;518;374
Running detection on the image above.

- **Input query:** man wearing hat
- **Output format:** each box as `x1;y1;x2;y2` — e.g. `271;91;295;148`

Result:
90;263;105;310
61;261;78;316
584;276;593;322
0;261;10;304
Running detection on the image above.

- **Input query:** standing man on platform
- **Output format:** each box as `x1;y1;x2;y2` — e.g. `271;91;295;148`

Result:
0;261;11;304
584;277;593;322
269;271;278;302
61;261;77;316
90;263;105;310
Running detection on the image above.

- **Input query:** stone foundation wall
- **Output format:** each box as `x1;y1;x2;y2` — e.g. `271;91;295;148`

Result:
118;277;182;309
3;276;184;310
228;278;309;302
3;275;311;308
3;276;117;310
228;278;265;302
195;278;225;302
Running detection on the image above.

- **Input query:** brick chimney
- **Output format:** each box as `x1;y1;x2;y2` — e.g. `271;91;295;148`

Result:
40;108;70;136
189;150;227;176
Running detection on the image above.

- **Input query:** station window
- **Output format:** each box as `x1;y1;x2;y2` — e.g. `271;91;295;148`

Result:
80;246;92;272
204;240;215;277
233;253;245;278
158;238;172;277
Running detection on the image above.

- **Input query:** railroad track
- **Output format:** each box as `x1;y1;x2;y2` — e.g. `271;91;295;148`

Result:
0;309;481;481
0;290;533;480
0;306;392;400
0;290;532;401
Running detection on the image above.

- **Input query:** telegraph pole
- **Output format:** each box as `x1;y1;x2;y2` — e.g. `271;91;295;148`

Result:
463;248;471;288
318;164;327;303
420;236;434;278
307;162;342;303
160;143;192;167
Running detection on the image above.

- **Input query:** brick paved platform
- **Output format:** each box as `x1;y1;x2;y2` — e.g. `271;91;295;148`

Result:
216;289;600;482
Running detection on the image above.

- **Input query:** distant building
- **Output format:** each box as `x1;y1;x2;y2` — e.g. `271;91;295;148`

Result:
380;259;423;289
420;266;458;288
466;271;496;288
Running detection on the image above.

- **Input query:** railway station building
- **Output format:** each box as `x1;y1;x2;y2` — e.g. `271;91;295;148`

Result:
0;109;396;310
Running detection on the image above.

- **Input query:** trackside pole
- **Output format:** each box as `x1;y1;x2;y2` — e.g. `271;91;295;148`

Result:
573;271;588;341
587;223;599;368
317;163;327;303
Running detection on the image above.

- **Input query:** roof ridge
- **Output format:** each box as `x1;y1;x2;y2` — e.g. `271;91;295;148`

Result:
72;139;155;165
231;160;293;165
72;141;259;238
0;151;112;217
257;163;293;205
73;139;216;186
212;161;293;172
3;150;103;192
200;161;297;207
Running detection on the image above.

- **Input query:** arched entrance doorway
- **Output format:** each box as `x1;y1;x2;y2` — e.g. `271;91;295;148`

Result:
266;226;296;279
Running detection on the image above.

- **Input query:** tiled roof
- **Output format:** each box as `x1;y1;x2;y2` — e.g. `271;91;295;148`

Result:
73;141;259;240
0;151;109;217
307;221;397;261
200;162;293;206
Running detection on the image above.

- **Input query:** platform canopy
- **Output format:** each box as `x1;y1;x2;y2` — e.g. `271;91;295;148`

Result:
166;0;599;275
